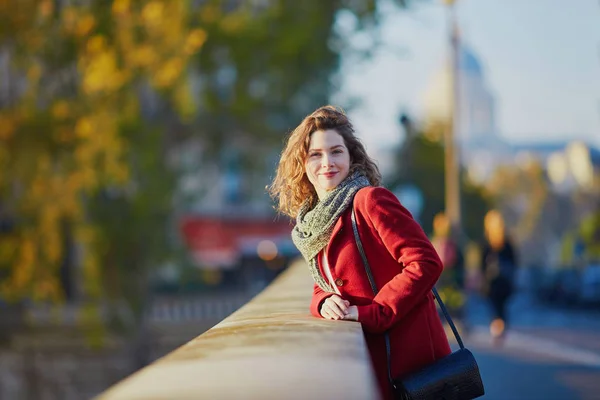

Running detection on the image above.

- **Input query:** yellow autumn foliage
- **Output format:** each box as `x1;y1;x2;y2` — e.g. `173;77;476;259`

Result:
82;49;124;95
38;0;54;18
76;15;96;38
0;0;206;304
0;114;15;140
153;57;184;89
185;29;208;55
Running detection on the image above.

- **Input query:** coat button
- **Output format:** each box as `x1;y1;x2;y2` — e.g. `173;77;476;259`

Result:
335;278;344;287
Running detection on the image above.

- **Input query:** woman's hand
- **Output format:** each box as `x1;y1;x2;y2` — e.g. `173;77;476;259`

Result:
342;305;358;321
320;295;350;320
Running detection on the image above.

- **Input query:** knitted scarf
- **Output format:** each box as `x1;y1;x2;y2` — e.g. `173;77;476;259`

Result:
292;171;370;292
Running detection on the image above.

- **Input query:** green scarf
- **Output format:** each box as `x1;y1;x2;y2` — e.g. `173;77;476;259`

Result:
292;171;370;292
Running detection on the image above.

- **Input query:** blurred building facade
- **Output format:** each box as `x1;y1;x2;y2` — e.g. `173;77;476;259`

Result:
422;43;510;183
421;43;600;189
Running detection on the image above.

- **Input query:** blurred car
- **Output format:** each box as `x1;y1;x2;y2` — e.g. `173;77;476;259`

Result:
538;268;581;306
538;265;600;308
580;264;600;306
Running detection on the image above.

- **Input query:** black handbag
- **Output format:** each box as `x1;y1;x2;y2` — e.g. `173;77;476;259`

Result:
351;208;485;400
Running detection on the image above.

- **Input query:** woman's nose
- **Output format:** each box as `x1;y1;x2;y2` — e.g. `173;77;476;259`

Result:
321;154;334;167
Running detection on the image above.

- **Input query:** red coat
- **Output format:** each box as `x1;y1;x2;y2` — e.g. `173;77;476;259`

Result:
309;187;451;400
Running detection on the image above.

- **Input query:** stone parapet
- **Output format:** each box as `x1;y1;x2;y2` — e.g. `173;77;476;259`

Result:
97;260;379;400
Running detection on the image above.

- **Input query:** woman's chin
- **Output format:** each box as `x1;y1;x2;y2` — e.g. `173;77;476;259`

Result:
319;180;341;191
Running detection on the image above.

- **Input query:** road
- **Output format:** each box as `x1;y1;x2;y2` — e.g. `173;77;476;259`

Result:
458;292;600;400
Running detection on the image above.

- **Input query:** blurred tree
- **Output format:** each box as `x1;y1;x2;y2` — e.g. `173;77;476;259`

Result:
387;118;489;243
181;0;424;201
0;0;204;337
0;0;424;340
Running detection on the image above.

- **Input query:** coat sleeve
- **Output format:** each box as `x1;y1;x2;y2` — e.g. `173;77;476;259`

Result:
355;187;443;333
310;283;333;318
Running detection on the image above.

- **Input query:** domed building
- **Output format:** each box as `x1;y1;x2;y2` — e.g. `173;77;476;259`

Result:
421;44;511;181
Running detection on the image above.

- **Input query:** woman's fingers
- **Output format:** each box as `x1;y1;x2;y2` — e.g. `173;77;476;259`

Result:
320;295;355;320
342;305;358;321
322;296;348;319
322;309;338;320
330;296;350;313
321;306;335;320
329;299;347;318
325;303;345;319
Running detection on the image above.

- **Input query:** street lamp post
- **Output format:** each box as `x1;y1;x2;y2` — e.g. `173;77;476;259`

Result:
443;0;462;237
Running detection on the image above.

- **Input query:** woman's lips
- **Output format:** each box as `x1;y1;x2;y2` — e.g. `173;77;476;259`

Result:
322;172;338;178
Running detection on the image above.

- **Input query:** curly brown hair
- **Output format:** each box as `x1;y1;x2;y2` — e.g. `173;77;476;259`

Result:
268;105;382;218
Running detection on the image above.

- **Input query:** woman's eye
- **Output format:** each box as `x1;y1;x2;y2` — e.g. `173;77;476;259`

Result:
309;152;320;158
332;149;342;154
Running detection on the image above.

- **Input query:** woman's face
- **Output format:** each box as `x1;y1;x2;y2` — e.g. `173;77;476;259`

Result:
305;129;351;199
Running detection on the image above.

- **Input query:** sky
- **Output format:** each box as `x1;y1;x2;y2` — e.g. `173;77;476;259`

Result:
336;0;600;153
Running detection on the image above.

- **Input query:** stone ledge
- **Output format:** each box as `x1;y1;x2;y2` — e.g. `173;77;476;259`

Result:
96;260;380;400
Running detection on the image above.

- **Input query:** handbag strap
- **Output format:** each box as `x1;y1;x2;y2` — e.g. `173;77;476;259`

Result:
350;208;465;354
350;207;395;387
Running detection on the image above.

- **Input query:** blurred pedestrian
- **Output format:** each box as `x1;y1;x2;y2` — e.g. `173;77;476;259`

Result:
431;212;466;322
269;105;451;400
480;209;518;343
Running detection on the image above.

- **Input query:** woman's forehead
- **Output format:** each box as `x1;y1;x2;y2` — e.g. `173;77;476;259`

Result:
308;129;345;148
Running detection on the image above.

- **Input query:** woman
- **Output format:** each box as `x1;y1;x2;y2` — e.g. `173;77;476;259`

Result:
269;106;451;400
481;209;517;342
